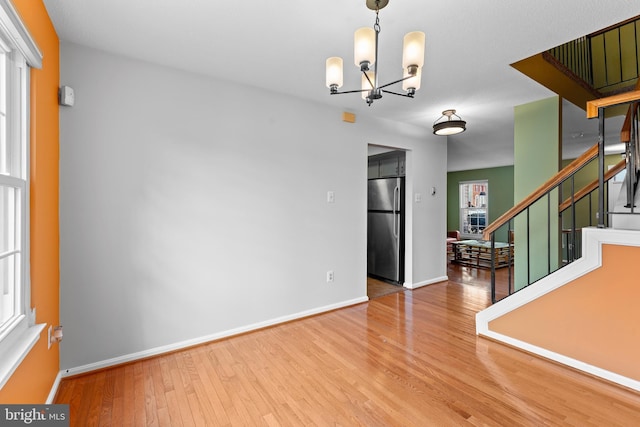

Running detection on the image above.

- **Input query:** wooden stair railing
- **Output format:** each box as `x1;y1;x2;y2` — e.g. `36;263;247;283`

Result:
485;90;640;240
482;144;599;240
484;91;640;303
586;89;640;118
621;113;633;143
483;90;640;242
558;158;626;212
619;80;640;143
560;82;639;213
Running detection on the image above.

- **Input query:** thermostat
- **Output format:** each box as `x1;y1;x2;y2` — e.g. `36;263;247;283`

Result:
59;85;74;107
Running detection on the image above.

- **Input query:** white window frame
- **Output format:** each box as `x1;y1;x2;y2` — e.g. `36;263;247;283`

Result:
0;0;43;390
459;180;489;240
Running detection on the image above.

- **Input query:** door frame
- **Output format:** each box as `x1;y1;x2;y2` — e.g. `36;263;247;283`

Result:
367;144;412;288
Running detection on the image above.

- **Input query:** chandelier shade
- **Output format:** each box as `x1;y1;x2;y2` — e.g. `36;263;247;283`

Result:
325;0;425;106
325;57;344;89
402;31;426;69
354;27;376;68
433;109;467;135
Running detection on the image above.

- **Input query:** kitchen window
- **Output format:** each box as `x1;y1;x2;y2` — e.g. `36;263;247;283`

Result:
0;0;43;389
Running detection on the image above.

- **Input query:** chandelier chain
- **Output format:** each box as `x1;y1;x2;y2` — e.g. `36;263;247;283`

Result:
374;7;381;33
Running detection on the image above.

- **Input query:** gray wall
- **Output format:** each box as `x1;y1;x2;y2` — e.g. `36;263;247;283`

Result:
59;42;447;371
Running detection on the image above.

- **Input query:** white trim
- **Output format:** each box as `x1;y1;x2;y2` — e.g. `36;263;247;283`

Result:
405;275;447;289
0;322;45;389
0;0;42;68
46;371;63;404
476;227;640;391
0;173;25;187
61;296;369;377
478;330;640;392
0;27;35;390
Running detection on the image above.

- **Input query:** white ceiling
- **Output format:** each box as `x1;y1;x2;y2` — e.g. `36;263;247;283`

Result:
42;0;639;171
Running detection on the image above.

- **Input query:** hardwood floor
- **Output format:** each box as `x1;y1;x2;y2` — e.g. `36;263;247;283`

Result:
448;261;515;301
367;276;405;299
55;267;640;426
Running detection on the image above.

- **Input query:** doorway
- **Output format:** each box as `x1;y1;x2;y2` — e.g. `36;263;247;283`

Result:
367;147;407;298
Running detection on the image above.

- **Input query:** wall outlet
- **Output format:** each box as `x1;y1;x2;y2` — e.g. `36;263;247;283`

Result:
326;270;334;282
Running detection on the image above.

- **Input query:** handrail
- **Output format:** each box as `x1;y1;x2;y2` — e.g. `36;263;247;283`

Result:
620;110;637;143
558;158;626;212
484;46;640;304
588;15;640;37
619;80;640;142
482;144;599;240
586;90;640;118
621;107;633;143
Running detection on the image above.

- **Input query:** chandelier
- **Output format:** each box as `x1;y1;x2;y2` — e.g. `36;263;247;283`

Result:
325;0;425;106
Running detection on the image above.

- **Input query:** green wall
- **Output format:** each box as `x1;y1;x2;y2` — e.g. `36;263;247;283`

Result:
514;96;561;288
447;165;514;242
447;96;623;291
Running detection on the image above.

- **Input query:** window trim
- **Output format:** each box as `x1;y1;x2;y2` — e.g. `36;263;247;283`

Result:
459;180;489;239
0;0;43;390
0;0;42;68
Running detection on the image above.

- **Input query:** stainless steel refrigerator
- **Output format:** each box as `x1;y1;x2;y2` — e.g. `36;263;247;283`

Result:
367;177;405;284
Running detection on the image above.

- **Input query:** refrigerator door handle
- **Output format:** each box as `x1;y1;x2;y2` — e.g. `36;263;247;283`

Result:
393;185;399;238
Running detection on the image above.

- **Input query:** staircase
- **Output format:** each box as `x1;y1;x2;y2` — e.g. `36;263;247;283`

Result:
474;17;640;392
481;91;640;303
513;15;640;112
475;91;640;392
547;16;640;96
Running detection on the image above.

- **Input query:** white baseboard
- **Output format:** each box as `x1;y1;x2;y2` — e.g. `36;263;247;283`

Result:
46;370;62;404
61;296;368;378
476;227;640;392
405;275;447;289
480;329;640;392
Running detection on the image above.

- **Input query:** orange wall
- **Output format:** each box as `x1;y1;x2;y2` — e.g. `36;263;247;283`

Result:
0;0;60;403
489;244;640;381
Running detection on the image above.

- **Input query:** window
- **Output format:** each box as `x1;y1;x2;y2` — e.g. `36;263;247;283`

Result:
459;180;488;239
0;42;28;336
0;0;43;389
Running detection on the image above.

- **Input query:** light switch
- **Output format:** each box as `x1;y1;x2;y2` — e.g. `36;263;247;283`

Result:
327;191;335;203
414;193;422;203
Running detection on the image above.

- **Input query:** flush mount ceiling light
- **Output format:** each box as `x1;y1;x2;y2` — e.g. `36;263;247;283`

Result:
325;0;426;106
433;109;467;135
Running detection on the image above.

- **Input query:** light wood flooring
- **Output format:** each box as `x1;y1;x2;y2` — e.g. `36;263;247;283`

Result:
367;276;404;299
55;265;640;426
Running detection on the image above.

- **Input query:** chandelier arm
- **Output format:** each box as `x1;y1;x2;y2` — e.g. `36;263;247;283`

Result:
381;89;414;98
362;70;375;89
330;89;370;95
378;74;415;90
